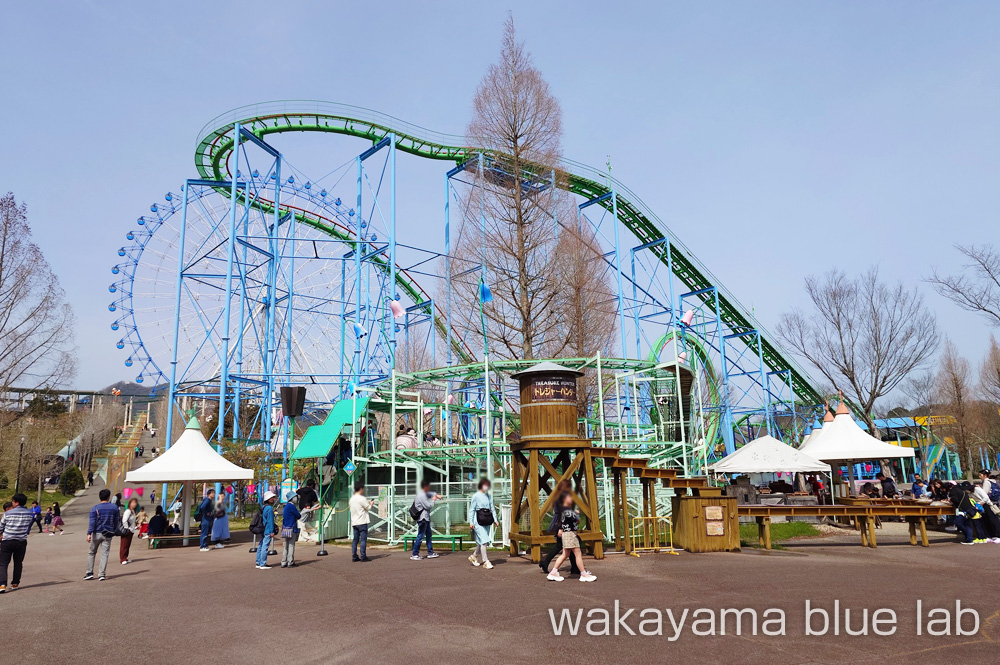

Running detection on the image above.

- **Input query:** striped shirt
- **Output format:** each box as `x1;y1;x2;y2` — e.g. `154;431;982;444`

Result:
0;506;33;541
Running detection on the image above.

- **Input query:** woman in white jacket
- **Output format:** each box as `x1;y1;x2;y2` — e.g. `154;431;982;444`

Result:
120;498;139;564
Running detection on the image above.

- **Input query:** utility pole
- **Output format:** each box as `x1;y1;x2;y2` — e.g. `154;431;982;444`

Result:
14;436;25;494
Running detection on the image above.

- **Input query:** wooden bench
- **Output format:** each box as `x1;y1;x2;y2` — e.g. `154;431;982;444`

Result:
147;530;200;549
402;533;464;551
739;503;954;550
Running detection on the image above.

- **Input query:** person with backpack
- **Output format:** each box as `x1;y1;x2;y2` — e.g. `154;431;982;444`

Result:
971;480;1000;541
197;489;216;552
467;478;498;569
254;491;278;570
410;479;442;560
86;489;121;581
950;482;986;544
0;493;33;593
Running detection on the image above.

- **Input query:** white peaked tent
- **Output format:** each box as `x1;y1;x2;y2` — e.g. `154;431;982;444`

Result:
710;435;831;475
799;413;914;464
125;416;253;543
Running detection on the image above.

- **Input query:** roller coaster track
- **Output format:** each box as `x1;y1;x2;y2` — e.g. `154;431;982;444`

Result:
194;101;822;406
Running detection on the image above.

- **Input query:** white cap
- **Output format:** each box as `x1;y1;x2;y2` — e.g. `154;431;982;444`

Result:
262;490;277;502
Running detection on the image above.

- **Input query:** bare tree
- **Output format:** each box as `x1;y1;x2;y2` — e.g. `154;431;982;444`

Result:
0;194;77;394
980;335;1000;406
935;339;976;477
448;14;565;361
928;244;1000;327
777;267;939;433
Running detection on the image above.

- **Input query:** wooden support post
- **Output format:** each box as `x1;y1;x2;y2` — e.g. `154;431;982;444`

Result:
859;516;869;547
919;518;929;547
908;519;918;546
528;449;541;563
509;451;522;556
867;516;877;548
582;449;603;559
756;516;771;550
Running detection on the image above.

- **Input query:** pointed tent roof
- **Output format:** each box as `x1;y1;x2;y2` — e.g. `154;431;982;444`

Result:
709;435;831;475
124;416;253;483
799;412;914;463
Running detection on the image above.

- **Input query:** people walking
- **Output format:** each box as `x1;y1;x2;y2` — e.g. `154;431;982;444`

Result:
546;492;596;582
30;501;43;534
539;480;580;577
255;491;277;570
86;489;121;581
50;502;64;535
43;507;53;534
410;479;442;560
87;470;95;487
149;489;156;506
120;498;139;564
349;481;374;562
211;500;229;548
280;490;301;568
0;493;32;593
467;478;498;569
135;505;149;539
198;489;216;552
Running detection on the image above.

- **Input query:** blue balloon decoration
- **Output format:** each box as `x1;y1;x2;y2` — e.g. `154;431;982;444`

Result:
479;280;494;303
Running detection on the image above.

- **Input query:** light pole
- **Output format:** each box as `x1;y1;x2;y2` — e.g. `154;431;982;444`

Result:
14;436;25;494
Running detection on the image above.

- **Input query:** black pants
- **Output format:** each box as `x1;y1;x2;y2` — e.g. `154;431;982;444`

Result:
32;516;43;533
539;539;580;575
0;539;27;586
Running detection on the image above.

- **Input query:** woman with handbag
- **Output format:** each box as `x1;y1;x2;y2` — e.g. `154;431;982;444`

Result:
211;501;230;548
467;478;498;569
120;498;139;564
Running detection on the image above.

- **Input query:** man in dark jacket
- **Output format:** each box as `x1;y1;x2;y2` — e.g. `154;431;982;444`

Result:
950;483;981;544
876;473;898;498
85;489;121;581
539;508;581;577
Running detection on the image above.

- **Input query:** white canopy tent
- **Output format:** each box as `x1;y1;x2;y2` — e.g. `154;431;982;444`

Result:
125;416;253;543
799;407;914;494
710;435;831;475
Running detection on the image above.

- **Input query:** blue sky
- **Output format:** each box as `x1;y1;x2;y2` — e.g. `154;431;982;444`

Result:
1;1;998;395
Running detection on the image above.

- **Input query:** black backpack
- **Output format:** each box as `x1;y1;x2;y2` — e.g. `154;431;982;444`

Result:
989;480;1000;504
408;501;421;521
249;509;265;535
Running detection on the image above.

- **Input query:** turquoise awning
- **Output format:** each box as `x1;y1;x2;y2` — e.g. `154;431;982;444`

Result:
289;396;371;460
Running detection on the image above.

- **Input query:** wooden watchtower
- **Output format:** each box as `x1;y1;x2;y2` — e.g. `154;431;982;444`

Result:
507;362;604;563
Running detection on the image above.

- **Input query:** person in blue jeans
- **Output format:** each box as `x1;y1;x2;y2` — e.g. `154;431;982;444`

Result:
198;489;216;551
411;479;442;560
256;491;278;569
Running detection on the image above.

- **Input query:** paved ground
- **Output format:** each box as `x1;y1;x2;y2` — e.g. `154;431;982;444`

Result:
3;461;999;663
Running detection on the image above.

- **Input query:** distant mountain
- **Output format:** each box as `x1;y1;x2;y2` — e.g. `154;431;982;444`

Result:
100;381;161;397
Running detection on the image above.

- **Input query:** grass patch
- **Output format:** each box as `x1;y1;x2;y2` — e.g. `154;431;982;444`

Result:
0;488;75;507
740;521;821;548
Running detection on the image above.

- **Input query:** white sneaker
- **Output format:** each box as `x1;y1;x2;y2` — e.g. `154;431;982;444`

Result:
410;555;423;560
213;544;224;549
547;572;564;582
483;561;494;569
468;554;481;566
992;538;1000;544
258;565;272;570
426;552;440;559
121;560;129;565
199;548;210;552
580;574;597;582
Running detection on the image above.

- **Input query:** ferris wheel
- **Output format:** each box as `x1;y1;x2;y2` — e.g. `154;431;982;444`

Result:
108;174;411;411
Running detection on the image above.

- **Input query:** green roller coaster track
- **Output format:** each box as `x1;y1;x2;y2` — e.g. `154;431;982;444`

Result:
194;101;822;407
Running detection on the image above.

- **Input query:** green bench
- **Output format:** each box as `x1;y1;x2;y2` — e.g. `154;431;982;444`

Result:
402;533;465;551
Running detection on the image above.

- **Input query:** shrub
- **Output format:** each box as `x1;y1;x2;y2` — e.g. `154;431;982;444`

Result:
59;465;85;495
